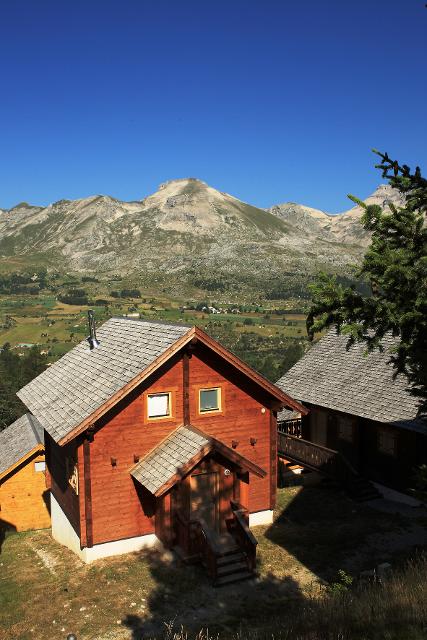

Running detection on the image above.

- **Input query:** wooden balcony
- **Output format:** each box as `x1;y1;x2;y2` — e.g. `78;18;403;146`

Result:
278;430;381;502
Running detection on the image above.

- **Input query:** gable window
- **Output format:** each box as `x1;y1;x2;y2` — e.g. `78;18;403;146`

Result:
199;387;221;413
147;392;171;419
378;429;396;456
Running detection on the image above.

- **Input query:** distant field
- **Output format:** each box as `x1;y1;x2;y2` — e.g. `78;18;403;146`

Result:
0;291;308;361
0;270;315;383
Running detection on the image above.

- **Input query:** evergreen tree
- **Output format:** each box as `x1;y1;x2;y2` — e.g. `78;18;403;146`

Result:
307;151;427;414
0;344;47;430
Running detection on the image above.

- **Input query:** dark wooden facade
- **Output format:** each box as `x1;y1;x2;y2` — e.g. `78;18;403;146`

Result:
46;341;281;550
301;403;426;492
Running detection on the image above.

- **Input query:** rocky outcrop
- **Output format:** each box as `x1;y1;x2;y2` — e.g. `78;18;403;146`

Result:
0;180;404;289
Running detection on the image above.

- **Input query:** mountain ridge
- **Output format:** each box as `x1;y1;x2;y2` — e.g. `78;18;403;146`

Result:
0;179;404;296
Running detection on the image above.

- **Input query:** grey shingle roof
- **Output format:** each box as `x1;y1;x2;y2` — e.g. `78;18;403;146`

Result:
277;408;301;422
131;426;210;495
276;329;425;431
17;318;191;444
0;413;44;477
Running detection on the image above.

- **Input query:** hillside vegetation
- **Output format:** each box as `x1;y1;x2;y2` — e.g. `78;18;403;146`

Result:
0;271;311;430
0;180;403;297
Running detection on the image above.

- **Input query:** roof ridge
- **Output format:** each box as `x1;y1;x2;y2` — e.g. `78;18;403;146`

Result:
26;413;43;445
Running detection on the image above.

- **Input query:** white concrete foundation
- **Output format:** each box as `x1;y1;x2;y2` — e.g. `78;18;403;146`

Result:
249;509;274;526
51;492;82;557
51;493;161;563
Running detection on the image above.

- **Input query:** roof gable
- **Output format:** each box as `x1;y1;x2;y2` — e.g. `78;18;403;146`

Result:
18;317;306;446
277;328;425;429
17;318;191;444
0;413;44;479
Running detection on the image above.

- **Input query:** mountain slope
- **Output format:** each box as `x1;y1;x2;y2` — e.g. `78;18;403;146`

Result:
0;179;403;295
268;184;404;247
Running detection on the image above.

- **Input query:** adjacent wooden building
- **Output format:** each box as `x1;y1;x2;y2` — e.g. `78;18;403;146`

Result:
276;329;427;493
17;317;305;582
0;413;50;532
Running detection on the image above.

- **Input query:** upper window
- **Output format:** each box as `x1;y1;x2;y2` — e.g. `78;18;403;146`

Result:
34;460;46;472
199;387;221;413
338;416;353;442
378;429;396;456
147;392;171;418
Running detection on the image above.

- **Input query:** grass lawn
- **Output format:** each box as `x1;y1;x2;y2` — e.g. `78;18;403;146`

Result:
1;485;426;640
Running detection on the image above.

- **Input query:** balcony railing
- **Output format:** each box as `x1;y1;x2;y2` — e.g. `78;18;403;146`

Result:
277;431;360;495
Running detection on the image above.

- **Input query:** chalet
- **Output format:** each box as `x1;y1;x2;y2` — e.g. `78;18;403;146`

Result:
17;317;305;583
276;329;427;494
0;413;50;532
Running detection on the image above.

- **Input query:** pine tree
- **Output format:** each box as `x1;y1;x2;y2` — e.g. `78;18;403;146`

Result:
307;151;427;415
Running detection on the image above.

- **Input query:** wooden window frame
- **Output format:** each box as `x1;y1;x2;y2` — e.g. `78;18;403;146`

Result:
197;386;222;416
338;415;354;443
377;428;397;457
146;391;174;422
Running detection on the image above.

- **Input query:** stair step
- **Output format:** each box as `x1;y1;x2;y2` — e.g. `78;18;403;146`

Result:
217;561;248;577
215;569;253;587
217;546;240;558
217;551;244;566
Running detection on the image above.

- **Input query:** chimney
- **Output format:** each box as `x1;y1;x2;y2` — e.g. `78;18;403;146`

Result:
87;310;100;350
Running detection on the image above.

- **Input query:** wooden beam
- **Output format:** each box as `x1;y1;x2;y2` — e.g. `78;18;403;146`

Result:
83;436;93;548
183;352;190;424
270;409;277;510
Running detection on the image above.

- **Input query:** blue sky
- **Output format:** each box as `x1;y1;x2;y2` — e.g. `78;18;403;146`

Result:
1;0;426;211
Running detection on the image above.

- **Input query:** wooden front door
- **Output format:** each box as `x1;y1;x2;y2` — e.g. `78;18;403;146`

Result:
190;471;218;531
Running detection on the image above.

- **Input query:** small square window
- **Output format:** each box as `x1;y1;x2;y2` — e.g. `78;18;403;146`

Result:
34;460;46;472
199;388;221;413
147;393;171;418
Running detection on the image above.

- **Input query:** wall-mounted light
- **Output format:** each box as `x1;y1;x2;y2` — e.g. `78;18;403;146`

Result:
232;440;239;449
111;457;117;467
250;437;257;446
133;454;140;463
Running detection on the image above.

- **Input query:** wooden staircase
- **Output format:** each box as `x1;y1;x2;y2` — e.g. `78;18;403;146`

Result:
278;431;381;503
213;536;254;586
174;506;257;586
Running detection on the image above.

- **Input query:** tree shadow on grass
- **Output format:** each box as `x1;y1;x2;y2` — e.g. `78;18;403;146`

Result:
264;484;412;582
120;545;427;640
121;547;307;640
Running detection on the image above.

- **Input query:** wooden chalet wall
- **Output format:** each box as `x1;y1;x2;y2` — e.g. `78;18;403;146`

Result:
0;451;50;532
188;345;273;514
80;344;275;547
306;404;426;491
46;431;80;535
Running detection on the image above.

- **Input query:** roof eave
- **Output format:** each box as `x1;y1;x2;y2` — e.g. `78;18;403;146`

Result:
0;444;44;482
193;326;308;415
57;323;306;447
57;327;196;446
